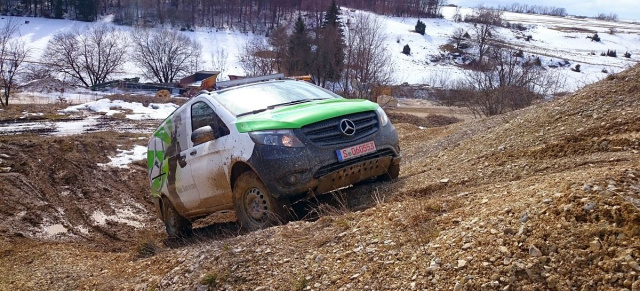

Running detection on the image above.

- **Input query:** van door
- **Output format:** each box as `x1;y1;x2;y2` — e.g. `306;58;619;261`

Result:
185;101;234;213
164;109;201;214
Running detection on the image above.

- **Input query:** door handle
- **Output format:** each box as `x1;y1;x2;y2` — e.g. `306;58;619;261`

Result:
190;150;197;156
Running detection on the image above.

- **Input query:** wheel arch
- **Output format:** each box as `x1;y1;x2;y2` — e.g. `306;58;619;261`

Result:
230;161;255;190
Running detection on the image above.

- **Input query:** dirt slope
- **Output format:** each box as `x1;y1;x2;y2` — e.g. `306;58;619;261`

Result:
1;65;640;290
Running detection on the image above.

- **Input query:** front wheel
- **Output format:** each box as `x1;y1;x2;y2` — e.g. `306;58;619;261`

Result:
161;196;192;238
381;162;400;181
233;172;287;230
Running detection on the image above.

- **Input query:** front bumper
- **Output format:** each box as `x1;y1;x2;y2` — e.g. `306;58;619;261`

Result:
248;123;401;199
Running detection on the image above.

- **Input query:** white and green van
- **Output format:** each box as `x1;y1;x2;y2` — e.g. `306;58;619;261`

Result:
147;78;401;237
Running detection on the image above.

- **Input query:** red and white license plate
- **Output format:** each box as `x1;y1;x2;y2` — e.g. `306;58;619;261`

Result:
336;141;376;162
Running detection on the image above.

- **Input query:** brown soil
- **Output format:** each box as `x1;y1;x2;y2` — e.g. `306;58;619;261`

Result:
1;65;640;290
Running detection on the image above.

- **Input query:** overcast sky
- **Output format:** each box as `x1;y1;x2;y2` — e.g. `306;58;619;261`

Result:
448;0;639;20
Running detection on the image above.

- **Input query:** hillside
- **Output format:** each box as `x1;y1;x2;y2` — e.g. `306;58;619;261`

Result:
1;68;639;290
4;5;639;104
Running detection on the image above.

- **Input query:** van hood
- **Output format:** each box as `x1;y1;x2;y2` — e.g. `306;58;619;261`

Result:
235;98;379;133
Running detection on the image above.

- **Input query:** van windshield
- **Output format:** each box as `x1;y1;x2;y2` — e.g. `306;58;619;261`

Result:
214;81;341;117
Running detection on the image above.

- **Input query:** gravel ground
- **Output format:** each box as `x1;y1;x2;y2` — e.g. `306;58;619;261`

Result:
1;65;639;290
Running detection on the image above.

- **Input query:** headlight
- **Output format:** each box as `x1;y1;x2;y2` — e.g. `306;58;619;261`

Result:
376;107;389;127
249;130;304;147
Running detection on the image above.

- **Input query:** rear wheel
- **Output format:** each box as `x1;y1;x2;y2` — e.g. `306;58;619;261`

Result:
161;196;192;238
233;172;287;230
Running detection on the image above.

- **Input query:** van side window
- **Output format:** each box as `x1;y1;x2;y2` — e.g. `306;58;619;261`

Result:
191;101;230;138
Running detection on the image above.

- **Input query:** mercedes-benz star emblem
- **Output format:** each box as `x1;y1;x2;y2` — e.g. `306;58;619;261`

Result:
340;119;356;136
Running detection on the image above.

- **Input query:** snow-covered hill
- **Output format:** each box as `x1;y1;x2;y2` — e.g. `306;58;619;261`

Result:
3;5;639;93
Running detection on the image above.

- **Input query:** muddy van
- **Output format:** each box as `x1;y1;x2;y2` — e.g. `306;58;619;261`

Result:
147;77;401;237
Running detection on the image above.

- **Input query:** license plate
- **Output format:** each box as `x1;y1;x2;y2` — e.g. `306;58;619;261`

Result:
336;141;376;162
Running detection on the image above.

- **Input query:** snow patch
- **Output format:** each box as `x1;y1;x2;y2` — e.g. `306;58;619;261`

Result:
99;145;147;169
62;99;178;120
91;208;144;228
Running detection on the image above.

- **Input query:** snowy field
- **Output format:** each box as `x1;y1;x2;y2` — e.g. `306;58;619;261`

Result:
2;5;639;98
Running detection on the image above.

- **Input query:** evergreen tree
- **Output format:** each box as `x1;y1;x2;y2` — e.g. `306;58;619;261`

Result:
402;44;411;55
323;0;341;28
53;0;64;19
313;0;345;87
286;16;312;76
415;20;426;35
76;0;97;22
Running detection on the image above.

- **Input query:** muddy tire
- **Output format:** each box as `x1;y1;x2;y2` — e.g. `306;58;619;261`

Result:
161;196;192;238
381;162;400;181
233;171;287;230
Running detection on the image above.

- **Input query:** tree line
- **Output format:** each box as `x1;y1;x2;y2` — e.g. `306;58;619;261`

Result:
0;0;395;105
1;0;445;29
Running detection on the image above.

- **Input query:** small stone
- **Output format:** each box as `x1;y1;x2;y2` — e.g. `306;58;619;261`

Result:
504;228;516;235
589;240;602;252
454;282;463;291
481;199;489;204
628;260;640;271
529;245;542;257
583;202;597;211
462;243;473;250
583;184;592;191
519;212;529;223
458;260;467;268
542;198;552;204
315;254;324;263
439;178;450;183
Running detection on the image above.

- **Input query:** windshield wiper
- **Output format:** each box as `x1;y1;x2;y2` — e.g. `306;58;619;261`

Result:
236;108;268;117
236;98;329;117
266;99;314;109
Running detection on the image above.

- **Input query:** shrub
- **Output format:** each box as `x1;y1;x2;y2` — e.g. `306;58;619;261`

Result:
402;44;411;55
415;20;426;35
591;33;601;42
624;52;631;58
571;64;581;72
606;49;617;57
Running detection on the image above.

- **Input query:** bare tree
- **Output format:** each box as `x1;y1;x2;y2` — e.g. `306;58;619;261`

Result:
342;13;394;99
459;46;562;117
239;38;276;77
473;24;495;64
0;18;29;107
131;27;202;83
43;24;128;87
210;47;228;73
450;27;467;50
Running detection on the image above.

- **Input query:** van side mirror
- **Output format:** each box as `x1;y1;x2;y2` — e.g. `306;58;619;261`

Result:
191;126;215;145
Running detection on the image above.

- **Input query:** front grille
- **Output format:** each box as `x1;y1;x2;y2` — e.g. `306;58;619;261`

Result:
315;149;395;178
301;111;379;146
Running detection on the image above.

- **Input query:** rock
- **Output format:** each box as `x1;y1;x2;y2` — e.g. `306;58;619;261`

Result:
0;167;10;173
439;178;450;183
589;240;602;252
458;260;467;268
529;245;542;257
628;260;640;271
519;212;529;223
462;243;473;250
583;202;597;211
504;228;516;235
315;254;324;263
481;199;489;204
454;282;463;291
